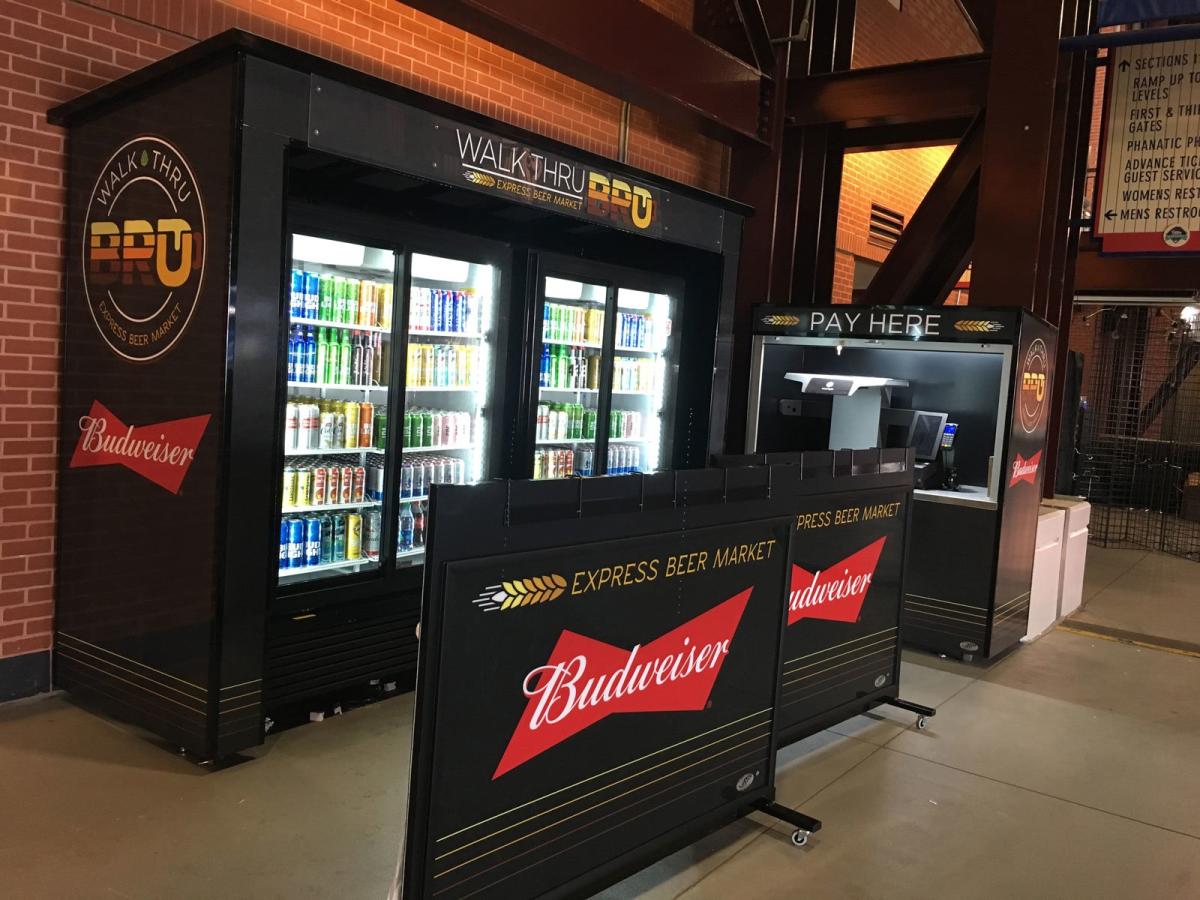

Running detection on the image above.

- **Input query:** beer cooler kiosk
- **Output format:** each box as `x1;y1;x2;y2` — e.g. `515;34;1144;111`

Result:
746;306;1055;661
50;31;746;759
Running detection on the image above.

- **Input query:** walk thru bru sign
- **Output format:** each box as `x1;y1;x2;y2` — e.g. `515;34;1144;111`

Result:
1096;38;1200;254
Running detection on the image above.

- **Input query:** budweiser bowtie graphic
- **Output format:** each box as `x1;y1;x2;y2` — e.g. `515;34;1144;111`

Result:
70;400;210;494
493;588;752;779
789;537;886;626
1009;450;1041;487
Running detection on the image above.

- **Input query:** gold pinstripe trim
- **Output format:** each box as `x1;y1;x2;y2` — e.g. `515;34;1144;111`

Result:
54;642;206;704
433;737;770;878
995;591;1032;614
435;706;773;843
905;603;989;625
56;650;206;715
783;634;897;676
783;626;897;667
782;643;896;686
57;632;207;694
434;726;771;864
905;592;988;612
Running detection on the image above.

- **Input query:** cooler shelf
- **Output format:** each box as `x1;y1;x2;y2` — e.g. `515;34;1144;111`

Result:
402;442;476;453
283;500;382;515
409;330;484;340
289;317;390;334
279;557;377;579
539;387;599;394
404;385;477;392
287;381;388;392
284;446;384;457
536;438;595;446
396;547;427;562
543;337;602;350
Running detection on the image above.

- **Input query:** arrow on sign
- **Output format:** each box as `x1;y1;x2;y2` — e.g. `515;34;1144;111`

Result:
1119;60;1130;72
1105;209;1116;221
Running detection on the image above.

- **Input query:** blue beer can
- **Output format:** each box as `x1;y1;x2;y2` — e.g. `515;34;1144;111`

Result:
305;272;320;317
432;289;444;332
287;518;304;569
279;519;290;569
453;290;465;333
304;517;322;567
290;270;305;319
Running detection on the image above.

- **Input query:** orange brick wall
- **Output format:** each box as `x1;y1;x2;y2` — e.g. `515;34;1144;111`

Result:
853;0;981;69
0;0;719;678
832;145;957;303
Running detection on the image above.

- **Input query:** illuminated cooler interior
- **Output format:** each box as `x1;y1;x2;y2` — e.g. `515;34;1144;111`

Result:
614;287;670;475
396;252;495;569
534;276;607;479
280;234;394;585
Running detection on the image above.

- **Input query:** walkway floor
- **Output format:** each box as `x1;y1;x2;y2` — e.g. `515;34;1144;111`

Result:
1;629;1198;898
1068;545;1200;648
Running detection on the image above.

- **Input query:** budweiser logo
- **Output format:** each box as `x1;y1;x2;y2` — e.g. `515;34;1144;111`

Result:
1009;451;1041;487
789;537;886;626
493;589;751;779
70;400;210;493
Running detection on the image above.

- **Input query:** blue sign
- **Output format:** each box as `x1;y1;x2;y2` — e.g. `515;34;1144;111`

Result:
1098;0;1200;25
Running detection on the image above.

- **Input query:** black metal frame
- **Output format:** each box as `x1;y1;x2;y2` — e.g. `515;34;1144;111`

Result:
49;30;746;759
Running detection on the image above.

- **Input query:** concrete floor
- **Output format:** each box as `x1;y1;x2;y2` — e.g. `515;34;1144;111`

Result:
1070;545;1200;648
2;626;1199;899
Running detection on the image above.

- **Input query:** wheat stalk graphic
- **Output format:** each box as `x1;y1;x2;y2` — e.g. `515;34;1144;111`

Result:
475;574;567;611
953;320;1003;333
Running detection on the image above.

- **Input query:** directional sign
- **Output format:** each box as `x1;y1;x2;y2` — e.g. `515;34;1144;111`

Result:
1096;39;1200;253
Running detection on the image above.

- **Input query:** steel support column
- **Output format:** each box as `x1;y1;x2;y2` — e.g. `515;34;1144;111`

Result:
721;0;855;452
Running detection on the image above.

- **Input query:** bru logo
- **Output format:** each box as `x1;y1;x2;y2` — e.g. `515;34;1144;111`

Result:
83;136;205;362
1019;338;1049;435
587;173;654;230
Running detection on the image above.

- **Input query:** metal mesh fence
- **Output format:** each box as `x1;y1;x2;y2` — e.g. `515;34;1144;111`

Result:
1071;303;1200;561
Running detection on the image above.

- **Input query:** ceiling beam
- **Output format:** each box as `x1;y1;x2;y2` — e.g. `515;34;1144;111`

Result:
403;0;769;144
786;54;989;129
734;0;776;72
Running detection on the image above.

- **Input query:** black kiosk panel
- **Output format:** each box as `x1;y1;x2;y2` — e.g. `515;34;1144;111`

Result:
748;306;1055;661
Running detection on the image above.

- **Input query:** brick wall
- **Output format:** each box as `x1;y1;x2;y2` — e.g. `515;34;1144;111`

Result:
0;0;719;687
853;0;981;69
832;145;957;303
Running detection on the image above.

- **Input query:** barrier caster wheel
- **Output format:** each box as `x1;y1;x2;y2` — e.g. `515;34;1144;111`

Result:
791;830;810;847
917;716;928;730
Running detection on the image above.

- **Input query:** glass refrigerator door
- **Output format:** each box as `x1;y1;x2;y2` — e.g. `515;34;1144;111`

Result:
607;288;675;474
280;235;395;586
532;276;607;479
395;252;497;568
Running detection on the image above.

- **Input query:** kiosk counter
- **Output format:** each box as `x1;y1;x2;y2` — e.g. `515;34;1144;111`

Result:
746;306;1056;661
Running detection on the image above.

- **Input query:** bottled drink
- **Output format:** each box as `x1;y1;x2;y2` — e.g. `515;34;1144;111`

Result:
286;327;300;382
361;334;374;387
351;331;365;385
338;329;352;384
413;504;425;548
315;328;328;385
365;509;381;560
372;332;384;385
398;504;414;551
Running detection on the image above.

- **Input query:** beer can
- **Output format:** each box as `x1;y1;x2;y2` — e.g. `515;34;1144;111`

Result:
401;461;414;498
344;278;361;324
422;411;434;447
295;466;312;508
339;466;354;504
533;449;545;480
290;269;305;319
304;517;322;567
332;514;347;561
318;274;335;321
358;281;374;327
279;520;289;570
305;272;321;317
412;458;426;497
452;290;464;333
359;402;373;447
312;466;328;506
424;460;438;491
334;413;346;449
346;513;362;560
374;411;387;449
344;401;360;449
282;467;298;509
378;283;393;330
284;402;299;449
287;518;305;568
306;404;321;449
352;466;366;503
319;412;335;450
364;510;381;560
368;463;385;501
326;467;340;506
452;458;465;485
319;514;333;564
436;458;450;486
